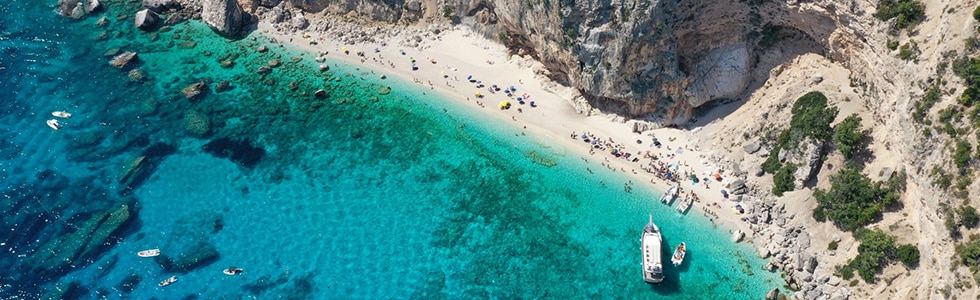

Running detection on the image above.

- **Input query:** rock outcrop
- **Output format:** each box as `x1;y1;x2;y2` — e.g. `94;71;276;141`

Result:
143;0;182;12
109;51;138;69
202;0;245;36
58;0;101;19
135;9;159;30
183;110;211;137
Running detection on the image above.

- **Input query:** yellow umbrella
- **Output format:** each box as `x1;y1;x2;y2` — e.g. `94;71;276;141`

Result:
499;101;510;109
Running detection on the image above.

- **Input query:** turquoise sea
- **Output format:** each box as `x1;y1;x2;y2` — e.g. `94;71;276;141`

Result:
0;0;786;298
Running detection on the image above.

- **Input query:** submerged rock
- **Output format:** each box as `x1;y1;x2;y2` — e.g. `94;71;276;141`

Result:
202;137;265;168
377;86;391;95
27;205;133;276
314;89;328;99
183;110;211;137
257;66;272;74
127;69;146;82
109;51;138;69
268;59;280;67
161;242;220;273
256;45;268;52
215;80;230;92
182;80;208;100
524;150;557;167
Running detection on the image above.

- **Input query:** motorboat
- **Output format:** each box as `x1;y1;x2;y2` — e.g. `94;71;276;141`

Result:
158;275;177;287
641;214;664;284
51;111;72;118
660;185;678;205
671;242;686;266
46;119;62;130
223;266;244;275
138;248;160;257
677;194;693;214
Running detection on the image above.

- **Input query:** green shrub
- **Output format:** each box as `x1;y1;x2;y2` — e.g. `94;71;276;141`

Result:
814;163;900;231
442;5;454;18
974;5;980;21
960;239;980;266
834;114;864;159
954;140;973;172
850;229;897;282
761;147;783;174
829;240;839;250
772;164;798;196
875;0;926;32
896;244;919;268
899;42;917;60
887;40;899;50
959;206;980;228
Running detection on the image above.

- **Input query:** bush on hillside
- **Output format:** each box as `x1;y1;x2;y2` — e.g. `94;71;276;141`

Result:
833;114;864;160
959;206;980;228
875;0;926;32
974;5;980;22
896;244;920;268
849;229;897;282
959;239;980;266
813;163;900;231
772;164;797;196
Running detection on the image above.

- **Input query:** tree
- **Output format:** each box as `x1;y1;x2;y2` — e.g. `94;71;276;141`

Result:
958;206;980;228
850;229;897;282
814;163;900;231
953;140;973;173
974;5;980;22
895;244;920;268
960;239;980;266
772;164;797;196
833;114;864;159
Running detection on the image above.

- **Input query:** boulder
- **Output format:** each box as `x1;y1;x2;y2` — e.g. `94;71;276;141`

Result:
182;81;208;100
127;69;146;82
59;0;101;18
257;0;281;7
318;64;329;72
256;45;268;52
215;81;230;92
743;141;761;154
109;51;138;68
143;0;181;12
135;9;158;30
406;1;422;12
202;0;245;37
766;288;779;300
314;89;328;99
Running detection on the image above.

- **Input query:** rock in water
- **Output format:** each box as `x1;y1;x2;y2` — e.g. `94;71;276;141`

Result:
183;110;211;137
202;0;244;37
143;0;181;12
182;81;208;100
134;9;158;30
109;51;138;68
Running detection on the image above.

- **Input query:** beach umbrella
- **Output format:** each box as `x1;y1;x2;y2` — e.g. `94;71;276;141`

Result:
510;86;516;91
529;101;536;107
581;134;588;139
516;97;523;102
467;75;473;80
721;190;729;197
499;101;510;109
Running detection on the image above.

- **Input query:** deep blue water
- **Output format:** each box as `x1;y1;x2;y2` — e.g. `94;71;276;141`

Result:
0;0;785;298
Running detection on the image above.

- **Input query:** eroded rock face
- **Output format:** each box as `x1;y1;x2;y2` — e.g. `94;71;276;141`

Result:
135;9;159;30
202;0;245;36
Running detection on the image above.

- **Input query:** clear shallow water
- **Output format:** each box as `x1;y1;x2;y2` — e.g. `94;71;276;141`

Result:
0;0;785;298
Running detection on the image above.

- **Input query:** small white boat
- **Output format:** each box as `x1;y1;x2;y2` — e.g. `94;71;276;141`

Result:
138;248;160;257
660;185;678;205
51;111;72;118
671;242;686;266
46;119;62;130
223;266;244;275
732;230;745;243
158;275;177;287
677;194;694;214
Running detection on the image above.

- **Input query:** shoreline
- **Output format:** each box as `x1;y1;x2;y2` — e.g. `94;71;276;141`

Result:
254;21;758;242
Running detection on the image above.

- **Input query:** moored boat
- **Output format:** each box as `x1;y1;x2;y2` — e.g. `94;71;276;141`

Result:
223;266;244;275
677;193;693;213
158;275;177;287
659;185;678;205
138;248;160;257
51;111;72;118
46;119;62;130
671;242;686;266
641;214;664;284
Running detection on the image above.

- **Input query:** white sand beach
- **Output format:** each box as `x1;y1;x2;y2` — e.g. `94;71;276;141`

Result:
257;21;756;238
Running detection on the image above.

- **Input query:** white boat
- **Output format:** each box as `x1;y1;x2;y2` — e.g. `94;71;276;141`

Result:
732;230;745;243
223;266;244;275
138;248;160;257
51;111;72;118
641;214;664;284
671;242;686;266
46;119;62;130
660;185;678;205
677;193;694;213
158;275;177;287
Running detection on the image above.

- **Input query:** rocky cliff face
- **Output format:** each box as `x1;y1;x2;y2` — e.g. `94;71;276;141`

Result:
250;0;849;126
